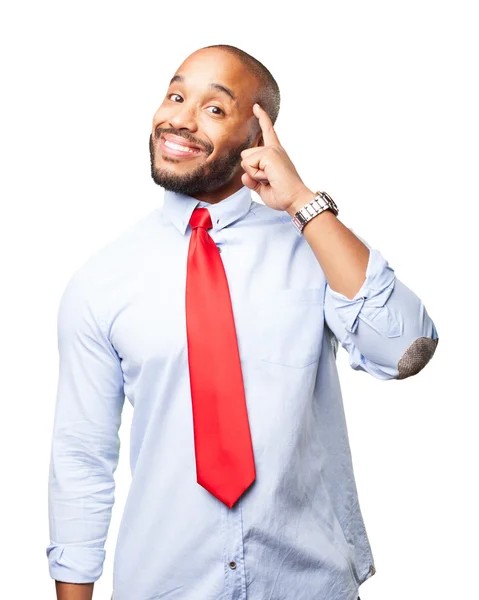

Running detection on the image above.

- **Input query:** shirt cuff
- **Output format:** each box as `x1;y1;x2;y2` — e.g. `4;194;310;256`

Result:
46;543;105;583
325;248;397;334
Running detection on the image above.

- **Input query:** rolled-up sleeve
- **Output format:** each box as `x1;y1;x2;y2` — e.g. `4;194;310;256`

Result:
46;270;125;583
324;231;439;380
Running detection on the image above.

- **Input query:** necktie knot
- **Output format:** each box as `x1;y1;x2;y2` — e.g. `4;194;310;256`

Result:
189;207;212;231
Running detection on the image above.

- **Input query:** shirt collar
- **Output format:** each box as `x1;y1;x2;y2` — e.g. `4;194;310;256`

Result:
162;185;253;235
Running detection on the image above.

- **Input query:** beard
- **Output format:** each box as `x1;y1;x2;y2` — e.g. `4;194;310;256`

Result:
149;129;255;196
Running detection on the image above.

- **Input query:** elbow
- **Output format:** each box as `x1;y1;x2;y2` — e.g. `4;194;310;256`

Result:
396;336;439;380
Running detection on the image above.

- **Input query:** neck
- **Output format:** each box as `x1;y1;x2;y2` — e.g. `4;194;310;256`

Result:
188;173;245;205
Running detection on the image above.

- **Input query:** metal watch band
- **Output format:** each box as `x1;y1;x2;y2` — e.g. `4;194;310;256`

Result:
291;191;339;234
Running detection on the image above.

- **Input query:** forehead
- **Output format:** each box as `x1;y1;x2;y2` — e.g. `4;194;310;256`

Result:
171;49;258;103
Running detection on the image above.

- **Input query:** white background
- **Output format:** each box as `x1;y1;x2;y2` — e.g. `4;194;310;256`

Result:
1;1;477;598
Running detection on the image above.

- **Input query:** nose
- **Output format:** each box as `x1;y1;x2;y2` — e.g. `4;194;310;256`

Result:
168;102;198;133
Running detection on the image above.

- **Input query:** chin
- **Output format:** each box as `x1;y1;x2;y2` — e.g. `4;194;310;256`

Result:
159;153;204;168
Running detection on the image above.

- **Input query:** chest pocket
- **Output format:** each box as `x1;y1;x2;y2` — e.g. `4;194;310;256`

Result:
243;287;325;369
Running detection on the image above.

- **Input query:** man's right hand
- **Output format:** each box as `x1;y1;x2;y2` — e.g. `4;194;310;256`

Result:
55;581;94;600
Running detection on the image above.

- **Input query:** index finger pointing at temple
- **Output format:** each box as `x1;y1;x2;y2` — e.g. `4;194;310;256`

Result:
254;103;281;147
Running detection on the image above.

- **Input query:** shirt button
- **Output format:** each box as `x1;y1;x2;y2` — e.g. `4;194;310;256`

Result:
229;561;237;570
369;564;376;575
217;246;222;253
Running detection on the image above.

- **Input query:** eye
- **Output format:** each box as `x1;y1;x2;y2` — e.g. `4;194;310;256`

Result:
207;106;225;116
167;94;225;115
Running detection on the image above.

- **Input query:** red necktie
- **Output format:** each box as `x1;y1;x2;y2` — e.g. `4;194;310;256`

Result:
185;207;256;508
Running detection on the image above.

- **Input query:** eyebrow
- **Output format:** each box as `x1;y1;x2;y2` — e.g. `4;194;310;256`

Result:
169;74;237;103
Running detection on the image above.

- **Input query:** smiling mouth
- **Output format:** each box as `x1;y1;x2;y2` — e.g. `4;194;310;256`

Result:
160;136;205;159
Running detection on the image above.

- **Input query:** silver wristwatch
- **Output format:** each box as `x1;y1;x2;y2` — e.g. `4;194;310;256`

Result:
291;191;339;234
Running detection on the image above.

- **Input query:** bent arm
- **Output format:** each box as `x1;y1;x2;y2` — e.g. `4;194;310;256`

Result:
285;191;439;379
323;237;439;380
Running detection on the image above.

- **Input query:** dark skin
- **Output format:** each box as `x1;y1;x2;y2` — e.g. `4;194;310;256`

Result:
55;581;93;600
149;47;264;203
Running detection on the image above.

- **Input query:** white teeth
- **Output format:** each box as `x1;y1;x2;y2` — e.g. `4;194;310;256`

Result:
164;139;199;153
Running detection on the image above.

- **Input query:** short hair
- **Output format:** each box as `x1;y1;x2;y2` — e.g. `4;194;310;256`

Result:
200;44;281;127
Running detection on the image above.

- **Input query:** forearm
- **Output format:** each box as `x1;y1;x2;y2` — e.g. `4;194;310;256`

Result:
55;581;93;600
286;187;370;300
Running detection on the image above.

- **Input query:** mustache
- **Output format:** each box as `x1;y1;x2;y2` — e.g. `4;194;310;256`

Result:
154;126;213;155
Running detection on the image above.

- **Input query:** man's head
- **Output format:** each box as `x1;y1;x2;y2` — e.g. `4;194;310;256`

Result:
149;44;280;202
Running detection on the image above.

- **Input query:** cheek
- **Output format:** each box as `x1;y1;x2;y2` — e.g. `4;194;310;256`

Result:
208;128;244;154
152;106;168;130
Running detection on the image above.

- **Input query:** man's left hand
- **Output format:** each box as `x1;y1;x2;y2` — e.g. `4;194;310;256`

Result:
240;103;314;212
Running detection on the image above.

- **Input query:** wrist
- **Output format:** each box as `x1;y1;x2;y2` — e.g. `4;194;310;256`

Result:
288;189;340;235
285;187;316;217
55;581;94;600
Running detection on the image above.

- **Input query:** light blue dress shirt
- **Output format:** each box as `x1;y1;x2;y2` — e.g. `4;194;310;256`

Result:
46;185;439;600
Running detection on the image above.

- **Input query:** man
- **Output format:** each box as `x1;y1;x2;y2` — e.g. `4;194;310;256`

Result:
46;44;439;600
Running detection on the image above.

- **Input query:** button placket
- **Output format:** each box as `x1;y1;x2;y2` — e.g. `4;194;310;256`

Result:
223;500;246;599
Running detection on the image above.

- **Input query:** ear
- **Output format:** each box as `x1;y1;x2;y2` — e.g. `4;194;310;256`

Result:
253;130;263;147
249;127;263;149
